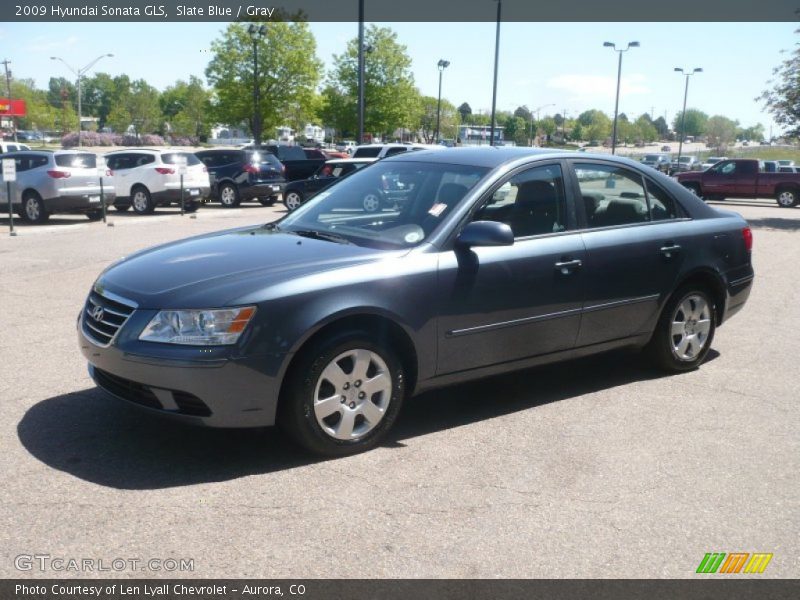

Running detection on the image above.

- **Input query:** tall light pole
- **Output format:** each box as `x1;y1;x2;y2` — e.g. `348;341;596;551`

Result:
51;53;113;147
489;0;501;147
357;0;365;145
603;41;639;154
247;24;267;147
675;67;703;168
434;59;450;144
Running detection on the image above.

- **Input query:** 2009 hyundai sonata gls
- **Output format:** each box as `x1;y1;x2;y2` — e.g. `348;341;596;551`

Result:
78;147;753;455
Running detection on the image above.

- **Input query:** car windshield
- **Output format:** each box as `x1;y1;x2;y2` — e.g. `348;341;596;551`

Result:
678;157;693;163
277;160;489;249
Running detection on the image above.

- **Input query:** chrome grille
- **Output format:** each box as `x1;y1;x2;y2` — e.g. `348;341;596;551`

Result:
81;288;137;346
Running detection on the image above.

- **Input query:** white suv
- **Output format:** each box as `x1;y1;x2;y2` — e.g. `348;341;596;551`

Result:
351;143;440;159
105;149;210;214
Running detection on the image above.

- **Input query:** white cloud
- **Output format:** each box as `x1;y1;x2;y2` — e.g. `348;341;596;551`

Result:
25;35;80;53
545;73;650;101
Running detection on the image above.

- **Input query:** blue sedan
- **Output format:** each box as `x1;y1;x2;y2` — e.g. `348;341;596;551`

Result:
78;147;753;456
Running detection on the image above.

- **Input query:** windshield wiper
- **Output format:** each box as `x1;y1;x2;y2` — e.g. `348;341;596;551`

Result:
289;229;353;245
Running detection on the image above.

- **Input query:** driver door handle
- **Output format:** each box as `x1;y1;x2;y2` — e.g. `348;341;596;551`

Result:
554;259;582;274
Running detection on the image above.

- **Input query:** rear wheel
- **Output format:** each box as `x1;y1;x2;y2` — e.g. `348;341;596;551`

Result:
184;200;199;213
284;190;303;211
20;191;49;224
218;183;240;208
647;285;716;372
776;188;798;208
131;186;154;215
114;202;131;212
86;209;103;221
279;331;405;456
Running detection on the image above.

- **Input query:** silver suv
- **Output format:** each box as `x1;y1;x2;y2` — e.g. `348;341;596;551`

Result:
3;150;114;224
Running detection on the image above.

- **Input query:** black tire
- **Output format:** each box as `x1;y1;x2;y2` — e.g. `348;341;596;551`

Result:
362;190;383;213
86;209;103;221
646;285;716;372
131;186;154;215
283;190;304;211
20;191;49;224
776;187;798;208
114;202;131;212
218;182;240;208
184;200;199;213
258;196;277;207
279;330;406;457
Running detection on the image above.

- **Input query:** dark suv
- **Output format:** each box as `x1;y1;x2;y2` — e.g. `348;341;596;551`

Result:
195;149;286;208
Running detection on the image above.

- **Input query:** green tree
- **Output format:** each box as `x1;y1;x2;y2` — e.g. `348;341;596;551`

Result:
634;114;658;143
457;102;472;124
107;79;162;138
652;116;669;138
673;108;708;139
738;123;765;142
323;25;420;140
81;72;117;129
206;20;322;141
706;115;740;152
759;29;800;137
577;109;612;141
12;78;71;135
46;77;76;110
513;105;532;122
160;76;212;141
416;95;459;142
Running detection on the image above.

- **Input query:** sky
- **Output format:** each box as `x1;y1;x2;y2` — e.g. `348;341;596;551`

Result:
1;21;796;135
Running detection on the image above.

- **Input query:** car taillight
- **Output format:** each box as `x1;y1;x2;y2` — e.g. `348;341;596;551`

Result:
155;167;174;175
244;164;259;175
105;169;113;177
742;226;753;252
47;170;71;179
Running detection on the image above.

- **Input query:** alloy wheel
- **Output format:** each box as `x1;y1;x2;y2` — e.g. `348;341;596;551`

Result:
670;294;712;361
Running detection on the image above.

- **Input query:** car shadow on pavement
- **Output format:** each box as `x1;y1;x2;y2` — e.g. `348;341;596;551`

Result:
742;217;800;232
17;349;717;490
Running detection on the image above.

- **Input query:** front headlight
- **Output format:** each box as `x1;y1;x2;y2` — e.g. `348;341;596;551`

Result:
139;306;256;346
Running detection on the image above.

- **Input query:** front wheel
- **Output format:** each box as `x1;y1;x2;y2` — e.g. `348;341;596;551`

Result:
258;196;277;207
284;190;303;211
184;200;199;213
114;202;131;212
776;188;798;208
86;209;103;221
279;331;406;456
646;286;716;372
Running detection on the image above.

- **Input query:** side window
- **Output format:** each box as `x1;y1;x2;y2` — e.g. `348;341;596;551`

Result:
197;153;216;167
107;154;132;170
713;161;736;175
474;164;567;238
30;155;49;169
645;179;682;221
13;156;29;172
384;147;408;157
134;154;154;167
575;163;649;228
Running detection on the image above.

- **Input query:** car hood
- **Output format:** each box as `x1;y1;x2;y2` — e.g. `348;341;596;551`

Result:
96;225;392;308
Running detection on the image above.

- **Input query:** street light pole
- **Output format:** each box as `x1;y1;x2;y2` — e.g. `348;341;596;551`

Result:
489;0;501;147
51;53;113;148
603;41;639;155
2;59;16;142
357;0;365;145
248;24;267;147
675;67;703;169
435;59;450;144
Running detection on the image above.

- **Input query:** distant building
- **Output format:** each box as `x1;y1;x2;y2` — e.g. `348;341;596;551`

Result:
303;124;325;144
458;125;505;146
276;126;295;144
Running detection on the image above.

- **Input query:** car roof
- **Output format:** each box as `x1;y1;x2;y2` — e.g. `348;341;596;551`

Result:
324;157;379;165
384;146;567;168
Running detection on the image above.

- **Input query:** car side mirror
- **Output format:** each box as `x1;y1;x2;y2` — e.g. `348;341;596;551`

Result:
456;221;514;248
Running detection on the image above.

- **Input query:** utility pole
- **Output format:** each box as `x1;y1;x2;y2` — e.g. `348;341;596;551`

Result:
2;59;17;142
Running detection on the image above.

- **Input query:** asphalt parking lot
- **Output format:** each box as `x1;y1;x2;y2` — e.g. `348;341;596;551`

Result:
0;199;797;579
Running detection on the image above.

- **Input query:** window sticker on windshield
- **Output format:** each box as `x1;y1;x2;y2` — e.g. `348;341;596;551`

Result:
428;203;447;217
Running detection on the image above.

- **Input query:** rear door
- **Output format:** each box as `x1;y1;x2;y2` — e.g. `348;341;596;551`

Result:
569;160;687;346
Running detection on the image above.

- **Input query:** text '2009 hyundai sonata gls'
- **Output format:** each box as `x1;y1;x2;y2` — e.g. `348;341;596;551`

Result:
78;147;754;456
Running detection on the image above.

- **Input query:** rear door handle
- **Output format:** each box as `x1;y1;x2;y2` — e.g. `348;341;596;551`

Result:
554;259;582;274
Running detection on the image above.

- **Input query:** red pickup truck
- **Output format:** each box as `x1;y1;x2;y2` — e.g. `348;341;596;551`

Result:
675;158;800;208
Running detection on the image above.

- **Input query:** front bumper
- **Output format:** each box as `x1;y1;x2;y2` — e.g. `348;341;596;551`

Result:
78;311;286;428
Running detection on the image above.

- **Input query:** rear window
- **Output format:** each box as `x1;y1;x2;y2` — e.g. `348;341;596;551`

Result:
643;155;660;161
161;152;201;166
247;151;282;168
55;153;96;168
352;147;381;158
